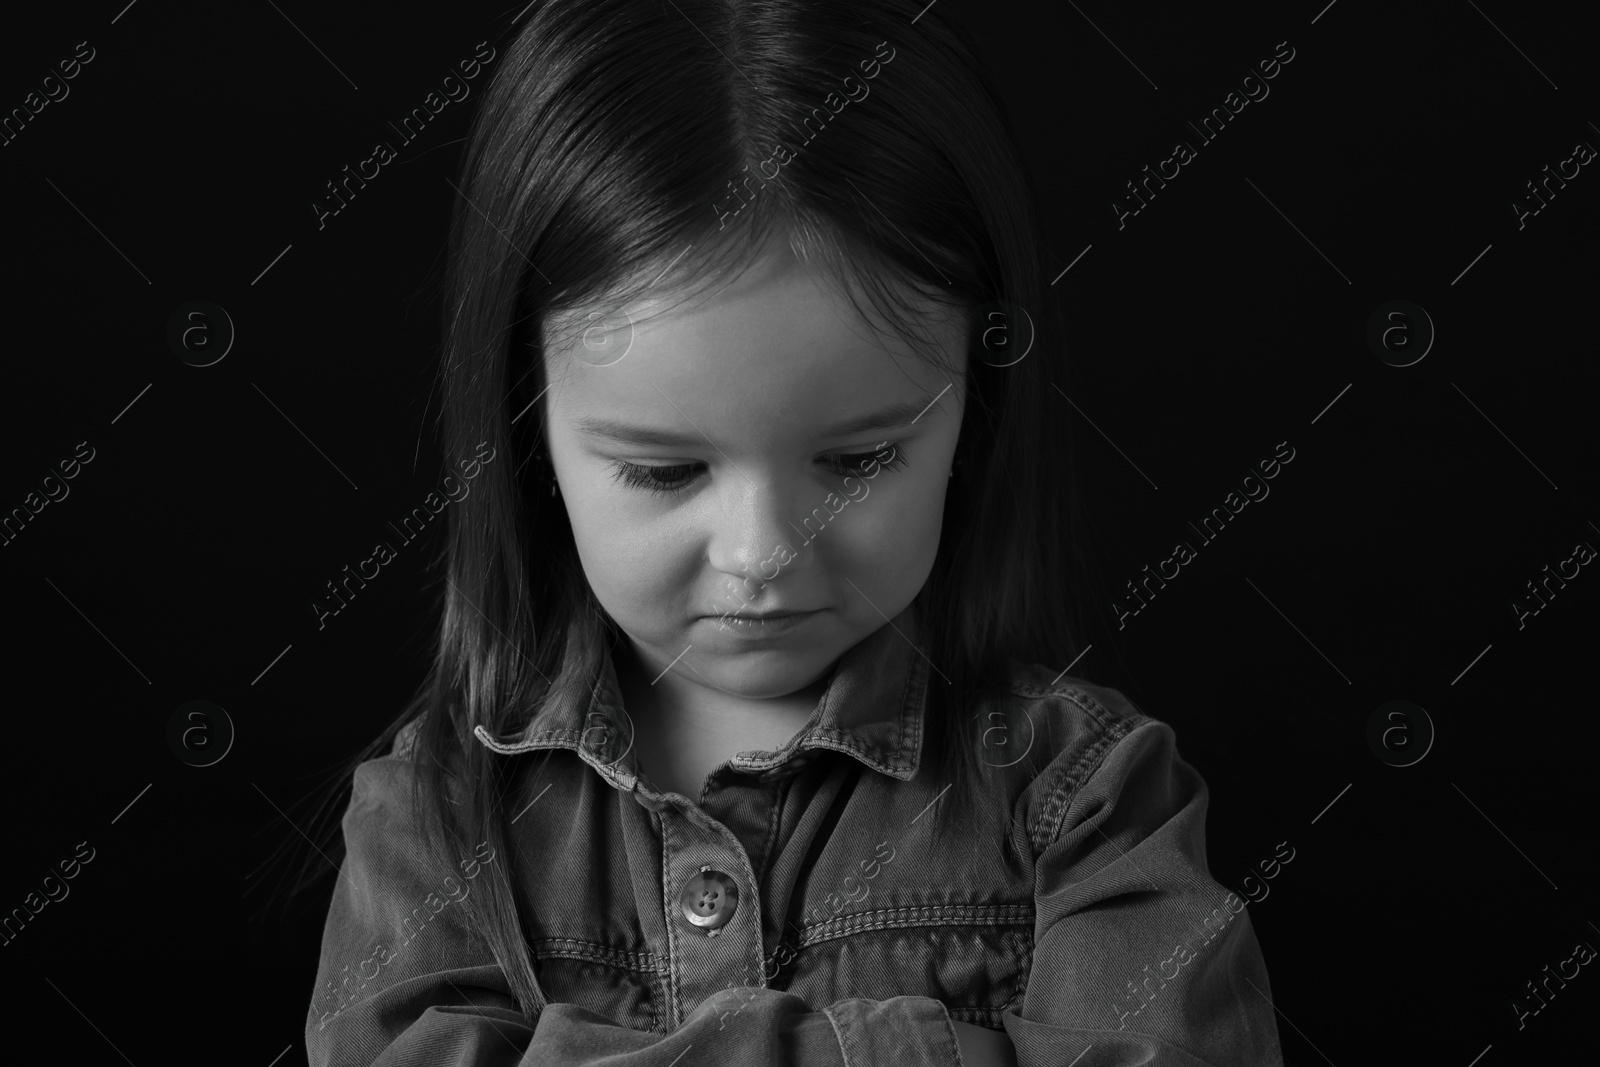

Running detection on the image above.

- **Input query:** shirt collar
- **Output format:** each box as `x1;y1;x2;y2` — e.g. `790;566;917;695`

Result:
472;604;930;789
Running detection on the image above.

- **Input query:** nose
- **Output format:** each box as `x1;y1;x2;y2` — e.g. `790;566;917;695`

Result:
704;468;819;597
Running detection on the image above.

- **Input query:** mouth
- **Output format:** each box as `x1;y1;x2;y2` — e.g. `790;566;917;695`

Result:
704;609;822;634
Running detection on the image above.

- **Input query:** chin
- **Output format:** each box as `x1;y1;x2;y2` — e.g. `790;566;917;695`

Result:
692;644;838;698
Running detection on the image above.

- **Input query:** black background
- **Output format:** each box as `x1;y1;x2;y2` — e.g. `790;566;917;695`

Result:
2;1;1596;1063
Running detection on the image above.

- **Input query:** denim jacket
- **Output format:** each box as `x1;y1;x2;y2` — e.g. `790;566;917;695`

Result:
305;607;1283;1065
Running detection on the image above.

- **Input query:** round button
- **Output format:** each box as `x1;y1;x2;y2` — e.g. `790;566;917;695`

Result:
679;867;739;934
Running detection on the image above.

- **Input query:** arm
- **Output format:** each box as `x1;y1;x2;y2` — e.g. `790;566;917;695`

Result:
306;756;963;1067
997;717;1285;1066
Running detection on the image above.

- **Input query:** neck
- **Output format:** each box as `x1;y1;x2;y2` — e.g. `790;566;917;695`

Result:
614;641;832;729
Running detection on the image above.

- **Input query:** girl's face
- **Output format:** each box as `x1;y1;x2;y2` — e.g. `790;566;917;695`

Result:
541;245;967;701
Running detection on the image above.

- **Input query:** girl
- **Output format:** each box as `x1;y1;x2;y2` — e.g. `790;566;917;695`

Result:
300;1;1281;1063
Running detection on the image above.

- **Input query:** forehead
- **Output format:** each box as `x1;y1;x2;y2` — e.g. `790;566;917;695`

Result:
542;251;967;446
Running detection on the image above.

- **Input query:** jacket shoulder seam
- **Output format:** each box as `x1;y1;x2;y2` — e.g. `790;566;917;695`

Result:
1028;688;1150;856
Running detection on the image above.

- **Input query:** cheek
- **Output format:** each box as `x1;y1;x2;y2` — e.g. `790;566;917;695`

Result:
828;471;946;590
564;487;693;613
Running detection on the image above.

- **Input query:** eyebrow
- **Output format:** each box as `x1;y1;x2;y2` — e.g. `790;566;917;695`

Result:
571;395;942;448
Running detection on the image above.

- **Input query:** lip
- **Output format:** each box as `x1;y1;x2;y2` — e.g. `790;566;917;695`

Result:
722;609;819;619
702;609;822;637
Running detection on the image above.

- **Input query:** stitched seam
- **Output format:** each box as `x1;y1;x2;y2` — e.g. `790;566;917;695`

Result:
1030;693;1145;855
528;939;660;973
941;1005;966;1067
809;731;915;773
823;1002;852;1066
1003;929;1034;1013
1032;725;1117;856
657;807;681;1028
800;904;1034;945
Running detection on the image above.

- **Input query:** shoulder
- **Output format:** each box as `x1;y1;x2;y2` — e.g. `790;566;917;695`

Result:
345;712;458;839
1004;661;1151;749
993;662;1196;857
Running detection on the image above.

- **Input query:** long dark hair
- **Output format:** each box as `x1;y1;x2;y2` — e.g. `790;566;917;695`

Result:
278;0;1090;1020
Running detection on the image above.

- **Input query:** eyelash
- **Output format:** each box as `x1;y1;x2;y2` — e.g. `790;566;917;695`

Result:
608;443;910;498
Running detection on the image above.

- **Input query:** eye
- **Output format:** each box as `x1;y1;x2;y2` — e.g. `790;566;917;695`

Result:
823;441;909;478
608;460;701;497
607;441;908;499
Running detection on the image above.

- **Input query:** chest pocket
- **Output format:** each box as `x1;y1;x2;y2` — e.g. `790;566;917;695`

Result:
775;902;1034;1026
772;788;1038;1028
529;939;669;1032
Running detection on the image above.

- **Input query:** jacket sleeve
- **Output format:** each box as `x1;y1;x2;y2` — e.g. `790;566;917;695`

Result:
304;755;962;1067
1003;714;1284;1066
